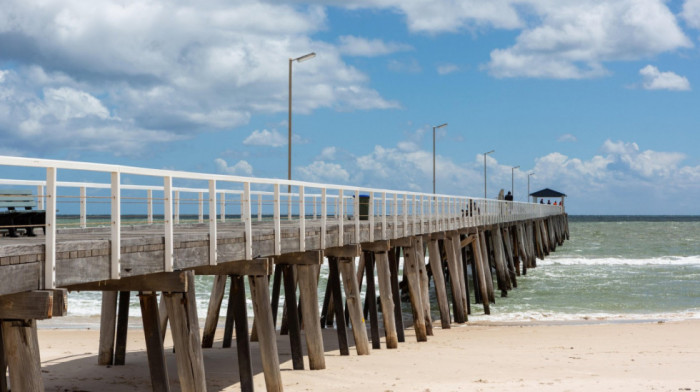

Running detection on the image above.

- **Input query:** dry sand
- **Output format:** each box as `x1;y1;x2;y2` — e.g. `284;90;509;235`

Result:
36;320;700;392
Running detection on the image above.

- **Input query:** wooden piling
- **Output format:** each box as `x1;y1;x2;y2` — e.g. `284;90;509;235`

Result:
450;232;469;321
0;323;6;392
489;229;509;295
472;230;490;315
414;237;433;336
163;271;207;392
363;252;382;348
282;265;304;369
1;319;44;392
249;275;284;392
338;257;371;355
230;275;254;392
374;250;398;348
202;275;227;348
479;231;496;303
158;293;169;342
427;238;452;328
297;264;326;369
139;291;171;392
327;256;350;355
114;291;130;365
402;239;427;342
98;291;118;366
387;248;405;343
223;278;236;348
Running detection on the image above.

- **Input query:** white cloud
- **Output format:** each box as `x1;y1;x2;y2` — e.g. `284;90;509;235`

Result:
437;64;460;75
558;134;578;143
0;0;398;156
387;58;422;73
297;160;350;183
215;158;254;177
682;0;700;29
319;146;336;160
486;0;692;79
639;65;691;91
243;129;287;147
338;35;412;57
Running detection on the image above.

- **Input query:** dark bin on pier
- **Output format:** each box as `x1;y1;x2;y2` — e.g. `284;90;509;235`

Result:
359;194;370;220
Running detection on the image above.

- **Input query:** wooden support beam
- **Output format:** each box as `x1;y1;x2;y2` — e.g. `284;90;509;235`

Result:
230;275;254;392
1;319;44;392
374;251;398;348
0;290;52;320
270;264;283;328
114;291;130;366
460;234;477;249
248;275;283;392
325;244;361;259
473;231;491;314
69;272;188;293
327;256;350;356
414;237;433;336
449;233;469;322
361;240;390;253
501;228;517;288
282;265;304;370
0;323;6;392
158;293;169;343
274;251;322;265
297;264;326;369
364;252;381;349
427;239;451;328
387;248;405;343
338;257;371;355
492;227;510;295
193;258;273;277
163;271;206;392
223;276;236;348
98;291;118;366
479;231;496;303
402;240;427;342
52;289;68;317
390;237;412;248
201;275;227;348
443;236;465;324
139;291;171;392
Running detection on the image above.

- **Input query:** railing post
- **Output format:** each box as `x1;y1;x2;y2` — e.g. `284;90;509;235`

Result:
338;190;344;246
44;167;57;289
420;195;424;234
164;176;174;272
411;195;417;235
220;192;226;222
208;180;217;266
393;194;398;239
354;189;360;243
381;192;386;240
369;192;374;243
258;193;262;222
80;186;87;229
287;193;292;221
402;194;408;237
110;172;121;280
198;191;204;224
321;188;327;249
299;185;305;252
37;185;44;210
313;196;317;220
147;189;153;224
274;184;281;255
174;190;180;225
243;182;252;260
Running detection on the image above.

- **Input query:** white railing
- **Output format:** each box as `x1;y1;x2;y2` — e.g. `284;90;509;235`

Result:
0;155;563;289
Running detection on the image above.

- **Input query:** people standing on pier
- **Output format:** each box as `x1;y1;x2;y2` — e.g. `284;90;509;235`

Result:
505;191;513;201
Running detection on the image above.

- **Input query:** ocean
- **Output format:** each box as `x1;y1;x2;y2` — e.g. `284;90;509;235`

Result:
42;216;700;328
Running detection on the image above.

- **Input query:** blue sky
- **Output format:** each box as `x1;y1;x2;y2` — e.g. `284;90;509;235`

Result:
1;0;699;214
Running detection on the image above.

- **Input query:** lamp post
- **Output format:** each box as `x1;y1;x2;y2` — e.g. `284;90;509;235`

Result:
483;150;495;199
511;165;520;199
432;123;447;194
528;172;535;202
288;52;316;193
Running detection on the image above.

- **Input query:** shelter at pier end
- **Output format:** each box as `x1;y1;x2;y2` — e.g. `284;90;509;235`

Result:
529;188;567;206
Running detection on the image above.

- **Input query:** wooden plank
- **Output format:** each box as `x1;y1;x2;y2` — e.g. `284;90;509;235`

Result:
114;291;130;366
230;275;253;392
98;291;118;366
297;264;326;369
274;251;322;265
282;264;304;370
139;291;171;392
0;290;52;319
1;320;44;392
338;257;371;355
192;258;273;276
67;271;187;292
0;262;40;296
460;234;476;248
427;239;451;328
327;256;350;356
248;275;283;392
201;275;227;348
325;244;360;258
163;271;206;392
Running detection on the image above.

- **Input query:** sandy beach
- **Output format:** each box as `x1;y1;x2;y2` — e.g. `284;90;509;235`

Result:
35;319;700;392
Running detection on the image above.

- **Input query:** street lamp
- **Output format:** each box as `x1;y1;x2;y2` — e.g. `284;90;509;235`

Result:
483;150;495;199
528;172;535;202
288;52;316;192
432;123;447;194
511;165;520;199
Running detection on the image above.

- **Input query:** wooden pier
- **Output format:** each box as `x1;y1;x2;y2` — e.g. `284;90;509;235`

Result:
0;155;569;391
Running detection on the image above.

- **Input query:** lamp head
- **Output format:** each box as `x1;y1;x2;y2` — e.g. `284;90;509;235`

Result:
295;52;316;62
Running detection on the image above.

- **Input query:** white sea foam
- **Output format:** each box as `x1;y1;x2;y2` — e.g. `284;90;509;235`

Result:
465;310;700;323
539;255;700;266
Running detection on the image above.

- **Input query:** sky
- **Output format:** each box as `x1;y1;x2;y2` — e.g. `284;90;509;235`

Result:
1;0;699;215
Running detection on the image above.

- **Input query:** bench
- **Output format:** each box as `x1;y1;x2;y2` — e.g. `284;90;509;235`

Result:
0;189;46;237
